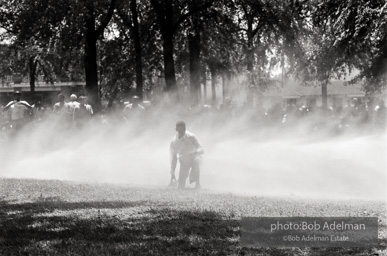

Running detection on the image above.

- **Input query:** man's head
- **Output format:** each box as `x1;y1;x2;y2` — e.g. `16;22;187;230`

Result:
175;121;186;138
70;94;77;101
352;97;360;107
58;93;65;102
131;95;140;105
13;91;21;101
79;96;86;104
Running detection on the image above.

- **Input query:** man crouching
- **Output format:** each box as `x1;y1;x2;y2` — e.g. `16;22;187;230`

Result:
170;121;204;189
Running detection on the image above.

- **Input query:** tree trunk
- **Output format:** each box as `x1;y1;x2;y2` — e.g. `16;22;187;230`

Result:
246;14;254;74
201;66;207;103
209;64;216;104
29;57;37;97
83;0;116;112
188;31;201;107
130;0;143;99
246;27;255;107
107;84;118;108
151;0;212;103
151;0;178;102
84;0;102;112
246;44;254;75
321;81;328;109
222;74;227;103
162;33;178;99
84;31;100;112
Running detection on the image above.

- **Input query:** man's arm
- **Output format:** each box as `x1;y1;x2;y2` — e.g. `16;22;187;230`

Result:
122;106;129;121
19;101;33;110
73;106;79;121
52;104;58;113
3;101;15;111
87;105;93;115
192;136;204;155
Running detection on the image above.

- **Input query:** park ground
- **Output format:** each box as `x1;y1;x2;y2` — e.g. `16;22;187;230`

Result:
0;178;386;255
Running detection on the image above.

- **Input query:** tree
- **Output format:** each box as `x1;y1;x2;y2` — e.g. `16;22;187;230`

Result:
313;0;387;94
184;0;242;105
115;0;148;100
0;44;14;87
150;0;213;103
0;0;70;96
130;0;143;99
293;0;386;109
111;0;164;103
198;1;242;104
232;0;308;105
1;0;119;111
283;0;340;109
83;0;118;111
99;36;135;108
187;11;202;106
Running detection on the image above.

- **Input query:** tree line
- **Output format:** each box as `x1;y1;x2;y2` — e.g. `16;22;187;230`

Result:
0;0;386;111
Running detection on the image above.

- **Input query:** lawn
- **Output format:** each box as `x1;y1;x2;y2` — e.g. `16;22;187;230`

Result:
0;178;385;255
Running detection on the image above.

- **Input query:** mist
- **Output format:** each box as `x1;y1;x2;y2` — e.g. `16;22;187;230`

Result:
0;106;385;202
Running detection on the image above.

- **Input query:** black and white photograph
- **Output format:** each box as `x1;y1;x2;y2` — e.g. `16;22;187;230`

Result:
0;0;386;255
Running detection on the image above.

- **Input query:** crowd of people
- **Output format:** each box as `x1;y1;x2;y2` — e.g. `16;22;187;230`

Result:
214;97;387;134
0;91;94;137
1;91;386;139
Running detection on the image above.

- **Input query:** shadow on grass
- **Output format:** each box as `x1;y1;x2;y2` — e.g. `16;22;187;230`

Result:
0;199;147;213
0;199;382;256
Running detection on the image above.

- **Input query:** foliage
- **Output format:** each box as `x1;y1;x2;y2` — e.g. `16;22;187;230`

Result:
0;0;85;87
105;0;164;101
312;0;387;93
1;0;387;106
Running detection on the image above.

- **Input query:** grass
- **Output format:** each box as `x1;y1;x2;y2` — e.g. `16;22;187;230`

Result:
0;178;385;255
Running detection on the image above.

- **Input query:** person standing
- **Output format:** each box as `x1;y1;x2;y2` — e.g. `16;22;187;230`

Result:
73;96;93;128
123;95;146;122
67;94;80;113
52;93;73;129
170;121;204;189
3;91;32;133
53;93;67;114
32;101;48;123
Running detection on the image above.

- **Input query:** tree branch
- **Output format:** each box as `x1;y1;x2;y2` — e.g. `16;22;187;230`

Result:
116;9;133;30
37;59;55;84
251;24;260;38
172;0;214;33
241;2;248;18
150;0;167;34
95;0;118;37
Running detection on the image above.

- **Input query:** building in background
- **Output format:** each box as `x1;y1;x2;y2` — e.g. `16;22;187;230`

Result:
261;79;378;110
0;74;85;107
0;44;85;106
